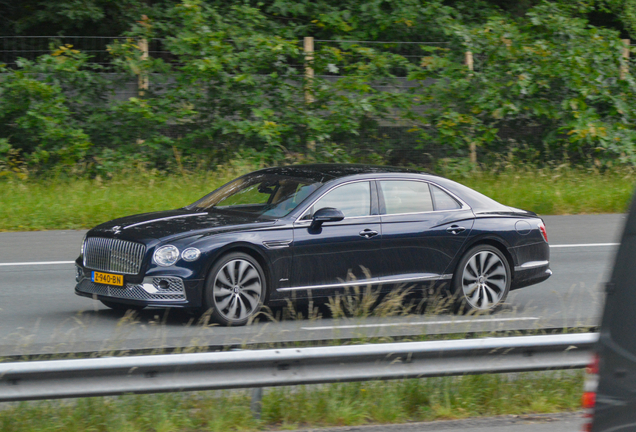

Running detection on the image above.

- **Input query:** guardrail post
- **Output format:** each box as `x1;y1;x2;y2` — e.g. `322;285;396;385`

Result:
250;387;263;419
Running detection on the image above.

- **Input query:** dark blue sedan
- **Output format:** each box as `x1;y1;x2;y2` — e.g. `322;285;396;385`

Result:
75;164;551;325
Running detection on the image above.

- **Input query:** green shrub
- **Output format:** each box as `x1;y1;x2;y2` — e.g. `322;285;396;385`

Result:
408;2;636;165
3;1;636;175
0;47;93;174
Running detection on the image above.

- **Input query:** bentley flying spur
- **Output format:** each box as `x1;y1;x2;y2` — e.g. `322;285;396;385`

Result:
75;164;551;325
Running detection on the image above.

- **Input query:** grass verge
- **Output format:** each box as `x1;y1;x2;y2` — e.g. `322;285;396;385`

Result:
1;164;633;231
454;166;635;216
0;372;583;432
0;287;588;430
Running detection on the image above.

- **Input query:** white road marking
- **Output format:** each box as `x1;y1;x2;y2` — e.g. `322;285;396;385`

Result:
550;243;619;248
301;316;540;331
0;261;75;267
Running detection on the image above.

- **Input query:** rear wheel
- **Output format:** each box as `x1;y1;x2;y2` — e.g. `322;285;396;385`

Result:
452;245;511;313
204;252;267;326
100;300;146;311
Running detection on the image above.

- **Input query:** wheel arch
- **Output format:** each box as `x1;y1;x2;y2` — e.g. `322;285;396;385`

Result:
200;243;272;304
459;237;515;280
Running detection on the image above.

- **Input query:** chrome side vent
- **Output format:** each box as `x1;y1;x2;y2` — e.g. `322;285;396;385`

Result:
83;238;146;274
263;239;292;249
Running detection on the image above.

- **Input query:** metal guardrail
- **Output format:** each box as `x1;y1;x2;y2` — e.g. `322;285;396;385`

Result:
0;333;597;402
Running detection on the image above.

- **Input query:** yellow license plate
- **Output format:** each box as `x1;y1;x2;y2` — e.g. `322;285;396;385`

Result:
92;271;124;286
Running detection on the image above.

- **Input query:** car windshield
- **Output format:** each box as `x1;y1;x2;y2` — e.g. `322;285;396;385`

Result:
188;173;322;218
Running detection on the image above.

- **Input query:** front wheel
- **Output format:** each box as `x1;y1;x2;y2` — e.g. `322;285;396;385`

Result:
204;252;267;326
452;245;511;313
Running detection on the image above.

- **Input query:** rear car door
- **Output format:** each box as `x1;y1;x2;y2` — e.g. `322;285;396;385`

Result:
378;180;474;283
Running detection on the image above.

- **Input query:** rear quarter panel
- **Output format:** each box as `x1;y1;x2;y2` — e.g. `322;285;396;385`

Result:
450;216;549;288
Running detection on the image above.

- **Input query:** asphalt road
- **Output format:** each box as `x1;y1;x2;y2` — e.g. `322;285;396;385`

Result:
0;214;625;356
294;413;584;432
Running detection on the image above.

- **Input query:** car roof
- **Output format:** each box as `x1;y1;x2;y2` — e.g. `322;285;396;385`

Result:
253;164;514;213
255;164;422;182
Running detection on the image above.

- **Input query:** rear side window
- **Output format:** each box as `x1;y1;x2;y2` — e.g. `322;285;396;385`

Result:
431;185;461;210
379;181;434;214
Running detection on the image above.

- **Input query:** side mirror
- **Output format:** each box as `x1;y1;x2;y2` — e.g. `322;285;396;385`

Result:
310;207;345;230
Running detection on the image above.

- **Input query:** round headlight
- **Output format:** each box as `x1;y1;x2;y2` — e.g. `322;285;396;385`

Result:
181;247;201;262
154;245;180;267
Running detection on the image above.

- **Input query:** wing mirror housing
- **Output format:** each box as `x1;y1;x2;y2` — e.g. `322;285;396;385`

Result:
310;207;345;230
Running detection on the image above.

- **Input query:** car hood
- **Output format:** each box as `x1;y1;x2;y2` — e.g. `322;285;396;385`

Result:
88;209;276;242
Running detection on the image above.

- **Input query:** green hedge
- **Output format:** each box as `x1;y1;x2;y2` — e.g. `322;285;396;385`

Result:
1;1;636;176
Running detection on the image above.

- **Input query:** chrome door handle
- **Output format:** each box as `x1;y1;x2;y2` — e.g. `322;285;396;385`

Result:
359;229;379;239
446;225;466;235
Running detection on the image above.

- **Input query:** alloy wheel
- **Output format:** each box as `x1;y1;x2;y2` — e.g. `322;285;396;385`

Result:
461;250;508;310
213;258;263;321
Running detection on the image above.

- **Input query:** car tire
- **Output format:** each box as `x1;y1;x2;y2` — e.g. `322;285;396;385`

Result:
100;300;146;311
452;244;511;313
204;252;267;326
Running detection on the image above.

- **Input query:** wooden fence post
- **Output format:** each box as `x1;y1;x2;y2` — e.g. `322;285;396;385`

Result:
304;37;315;151
621;39;630;80
465;51;476;164
465;50;474;74
304;37;315;103
138;37;149;97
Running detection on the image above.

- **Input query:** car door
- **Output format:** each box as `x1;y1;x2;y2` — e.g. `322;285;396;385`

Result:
289;180;383;296
378;180;474;283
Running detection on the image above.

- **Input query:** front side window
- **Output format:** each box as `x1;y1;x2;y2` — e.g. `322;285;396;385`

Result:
304;182;371;219
379;180;434;214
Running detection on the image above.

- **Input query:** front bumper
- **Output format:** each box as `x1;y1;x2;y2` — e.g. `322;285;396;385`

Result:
75;265;204;308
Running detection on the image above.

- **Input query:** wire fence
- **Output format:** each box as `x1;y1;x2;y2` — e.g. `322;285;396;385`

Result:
0;36;530;166
0;36;174;68
1;36;632;168
0;36;447;167
0;35;449;68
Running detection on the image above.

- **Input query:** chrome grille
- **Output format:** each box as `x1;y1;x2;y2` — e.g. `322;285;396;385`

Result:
83;237;146;275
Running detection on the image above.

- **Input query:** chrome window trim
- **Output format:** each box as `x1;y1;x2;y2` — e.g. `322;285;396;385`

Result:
294;177;471;224
277;273;453;292
376;178;471;216
378;208;468;218
294;214;380;227
295;179;375;223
